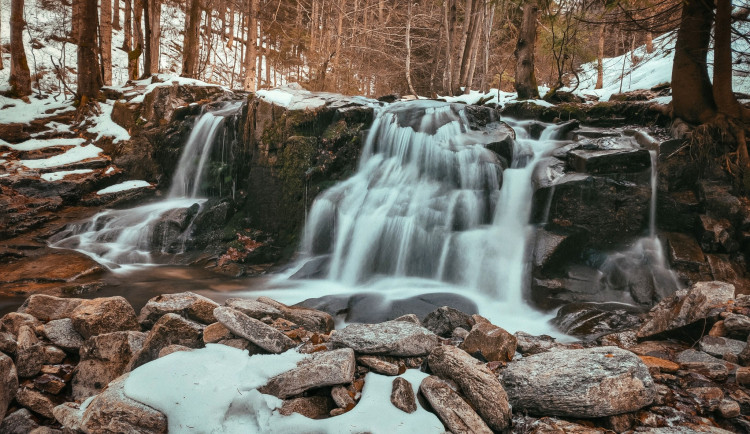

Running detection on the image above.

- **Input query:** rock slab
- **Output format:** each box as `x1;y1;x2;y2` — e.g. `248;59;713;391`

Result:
331;320;438;356
419;375;492;434
213;306;294;354
259;348;355;399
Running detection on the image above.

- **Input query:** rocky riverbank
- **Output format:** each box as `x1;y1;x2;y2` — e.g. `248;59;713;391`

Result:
1;280;750;432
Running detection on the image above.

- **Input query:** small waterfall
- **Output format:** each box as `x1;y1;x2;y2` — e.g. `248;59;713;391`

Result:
50;102;242;269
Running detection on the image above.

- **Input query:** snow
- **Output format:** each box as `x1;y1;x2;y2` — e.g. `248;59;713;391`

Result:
123;344;444;433
105;166;115;175
0;95;74;124
256;89;295;108
88;101;131;143
97;180;152;195
2;138;85;151
41;169;94;182
20;144;102;169
125;75;228;104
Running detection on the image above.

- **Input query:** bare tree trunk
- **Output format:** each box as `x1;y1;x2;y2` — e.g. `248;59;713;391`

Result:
113;0;121;30
124;0;136;79
78;0;102;100
71;0;81;43
443;0;454;95
645;31;653;53
713;0;746;120
10;0;31;96
514;0;539;99
405;0;416;96
310;0;319;54
182;0;201;77
430;23;444;96
332;0;344;89
454;0;473;94
101;0;113;85
243;0;257;90
460;1;481;92
480;0;494;92
671;0;715;124
132;0;143;78
227;0;235;47
1;5;4;71
149;0;161;74
595;24;604;89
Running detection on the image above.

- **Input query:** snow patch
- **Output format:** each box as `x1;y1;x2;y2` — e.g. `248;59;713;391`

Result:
3;138;85;151
97;180;152;195
41;169;94;182
20;144;102;169
89;101;131;143
256;89;295;108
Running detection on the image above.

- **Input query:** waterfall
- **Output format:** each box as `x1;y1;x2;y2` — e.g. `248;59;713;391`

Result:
50;102;242;270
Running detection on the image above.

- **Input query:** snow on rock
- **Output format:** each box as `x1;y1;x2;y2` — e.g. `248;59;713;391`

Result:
41;169;95;182
3;138;85;152
123;344;444;433
96;180;152;195
88;102;131;143
20;144;103;169
0;95;74;125
124;74;229;104
256;89;296;108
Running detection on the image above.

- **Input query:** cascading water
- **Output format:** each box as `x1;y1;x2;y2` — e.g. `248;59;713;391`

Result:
50;102;242;270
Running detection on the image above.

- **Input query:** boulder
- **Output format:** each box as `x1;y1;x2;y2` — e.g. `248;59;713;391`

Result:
460;319;516;362
0;409;39;434
515;331;572;355
70;297;140;339
213;306;295;354
331;385;355;409
502;346;655;418
138;292;219;328
42;319;84;352
427;345;511;431
35;373;68;395
390;377;417;413
72;331;147;401
567;148;651;174
80;374;168;434
16;325;44;377
127;313;203;371
418;375;492;434
532;228;586;276
723;314;750;335
158;345;192;358
675;349;732;381
698;335;746;359
422;306;472;337
698;215;738;253
331;320;438;357
553;302;643;338
279;396;331;418
43;346;66;364
0;331;16;355
202;322;232;343
15;387;55;418
665;232;705;271
52;402;84;431
258;297;334;333
259;348;355;399
18;295;84;322
637;281;735;339
224;298;283;320
0;312;41;336
1;353;19;421
357;355;400;376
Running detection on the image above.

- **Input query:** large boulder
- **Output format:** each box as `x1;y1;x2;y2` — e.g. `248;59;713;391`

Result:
422;306;471;337
213;306;294;354
138;292;219;328
0;353;19;420
18;295;84;322
0;409;39;434
502;346;655;418
427;345;511;431
418;375;492;434
257;297;334;333
70;297;140;339
637;281;735;339
127;313;204;371
15;325;44;378
42;318;85;352
330;320;438;357
0;312;41;336
459;317;516;362
258;348;355;399
72;331;147;401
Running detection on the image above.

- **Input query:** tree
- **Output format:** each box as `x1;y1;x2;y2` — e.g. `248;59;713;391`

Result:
243;0;258;91
101;0;113;85
78;0;102;100
0;5;4;71
10;0;32;97
182;0;202;77
514;0;540;99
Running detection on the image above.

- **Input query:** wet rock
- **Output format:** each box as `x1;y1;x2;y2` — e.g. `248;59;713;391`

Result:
698;335;746;359
532;228;586;276
279;396;331;418
0;251;104;290
428;345;510;431
390;377;416;413
80;374;168;434
357;355;401;376
202;322;232;343
658;191;701;233
723;313;750;335
567;148;651;174
666;232;705;271
598;330;638;348
138;292;219;328
127;313;203;371
0;312;41;336
553;302;643;338
15;387;55;418
42;318;84;352
0;409;39;433
676;349;732;381
418;375;492;434
18;295;84;322
73;331;147;401
331;320;438;357
637;281;735;339
213;306;295;354
422;306;471;337
16;325;44;377
515;331;570;355
259;348;356;399
392;314;421;325
698;215;738;253
70;296;140;339
502;346;655;418
259;297;334;333
1;352;18;421
460;320;516;362
0;331;17;355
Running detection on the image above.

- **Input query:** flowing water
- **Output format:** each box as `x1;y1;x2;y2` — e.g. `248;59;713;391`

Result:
50;102;243;270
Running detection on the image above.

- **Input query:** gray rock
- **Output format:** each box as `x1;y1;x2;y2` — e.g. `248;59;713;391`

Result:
138;292;219;328
70;297;140;339
357;355;400;376
428;345;510;431
331;385;355;409
723;313;750;335
214;306;294;354
259;348;356;399
43;346;66;364
392;314;421;325
638;281;735;339
675;349;732;381
18;295;83;322
258;297;335;333
15;387;55;418
0;312;41;336
698;335;746;359
1;353;19;422
16;325;44;378
72;331;147;401
0;331;16;355
127;313;203;371
422;306;471;337
418;375;492;434
279;396;331;418
567;148;651;174
502;346;655;418
0;409;39;434
514;331;570;355
52;402;84;431
42;319;85;352
80;374;168;433
224;298;283;320
390;377;416;413
331;320;438;356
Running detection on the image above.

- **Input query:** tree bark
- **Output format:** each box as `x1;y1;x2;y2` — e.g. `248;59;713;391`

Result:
671;0;715;124
143;0;152;76
514;0;539;99
101;0;113;85
77;0;102;100
0;5;3;71
71;0;81;43
113;0;121;30
595;24;604;90
148;0;161;74
645;31;653;53
443;0;455;95
405;0;416;96
132;0;143;78
243;0;257;90
182;0;202;77
10;0;31;96
713;0;744;119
